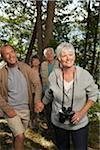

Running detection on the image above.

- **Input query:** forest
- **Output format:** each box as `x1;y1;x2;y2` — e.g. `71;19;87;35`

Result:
0;0;100;150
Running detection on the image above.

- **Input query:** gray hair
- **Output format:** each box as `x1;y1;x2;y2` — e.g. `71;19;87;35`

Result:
43;47;54;57
56;42;75;58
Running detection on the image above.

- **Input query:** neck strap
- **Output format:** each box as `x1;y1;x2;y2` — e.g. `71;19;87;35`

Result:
62;68;75;111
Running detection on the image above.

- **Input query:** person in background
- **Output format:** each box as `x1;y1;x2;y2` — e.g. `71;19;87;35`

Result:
41;42;98;150
31;55;41;76
40;47;59;95
0;44;43;150
31;55;41;98
31;55;41;125
40;47;59;128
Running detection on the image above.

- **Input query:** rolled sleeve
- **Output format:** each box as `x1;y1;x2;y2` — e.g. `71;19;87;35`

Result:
86;76;98;102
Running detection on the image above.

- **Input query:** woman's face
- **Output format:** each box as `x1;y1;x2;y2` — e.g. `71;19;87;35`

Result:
32;58;40;67
60;49;75;68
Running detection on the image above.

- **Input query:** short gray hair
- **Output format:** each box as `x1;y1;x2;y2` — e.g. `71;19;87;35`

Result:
43;47;54;57
56;42;75;58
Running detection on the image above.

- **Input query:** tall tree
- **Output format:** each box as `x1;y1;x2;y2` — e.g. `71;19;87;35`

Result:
25;20;37;64
90;3;100;75
25;0;43;63
83;0;91;68
43;0;56;48
25;0;56;63
36;0;43;59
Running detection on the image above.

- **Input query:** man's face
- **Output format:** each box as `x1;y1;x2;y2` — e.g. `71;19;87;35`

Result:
2;46;17;66
45;49;54;62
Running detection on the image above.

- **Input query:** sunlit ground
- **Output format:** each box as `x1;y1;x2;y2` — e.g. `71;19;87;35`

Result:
0;118;99;150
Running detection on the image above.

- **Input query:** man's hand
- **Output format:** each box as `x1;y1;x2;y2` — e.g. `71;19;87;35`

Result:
7;110;17;118
34;101;44;113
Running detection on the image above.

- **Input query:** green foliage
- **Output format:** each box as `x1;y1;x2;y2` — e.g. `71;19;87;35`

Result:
0;0;99;84
0;0;35;59
88;120;99;149
47;39;59;51
88;101;100;122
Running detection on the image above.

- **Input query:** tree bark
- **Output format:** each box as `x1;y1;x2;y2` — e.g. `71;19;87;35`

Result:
90;5;100;75
44;0;56;48
94;52;100;85
83;0;91;68
25;21;37;64
36;0;43;61
25;1;43;63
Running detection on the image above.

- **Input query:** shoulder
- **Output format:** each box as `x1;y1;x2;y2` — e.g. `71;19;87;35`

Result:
41;61;48;66
0;64;7;73
77;66;91;75
18;61;31;69
40;61;48;72
0;66;5;78
76;66;93;81
17;61;32;75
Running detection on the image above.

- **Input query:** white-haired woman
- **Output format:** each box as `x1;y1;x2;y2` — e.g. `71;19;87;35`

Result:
41;42;98;150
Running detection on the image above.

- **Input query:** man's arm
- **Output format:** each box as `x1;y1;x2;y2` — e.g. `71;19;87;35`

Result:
30;69;44;112
0;95;16;117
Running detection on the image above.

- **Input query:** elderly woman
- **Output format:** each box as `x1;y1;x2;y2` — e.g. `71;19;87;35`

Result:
42;42;98;150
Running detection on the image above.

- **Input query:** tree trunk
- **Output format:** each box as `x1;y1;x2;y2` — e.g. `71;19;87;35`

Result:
44;0;56;48
25;21;37;64
90;7;100;75
25;1;43;64
94;52;100;85
83;0;91;68
36;0;43;61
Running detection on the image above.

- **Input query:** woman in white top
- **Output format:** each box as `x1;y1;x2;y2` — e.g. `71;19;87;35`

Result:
42;42;98;150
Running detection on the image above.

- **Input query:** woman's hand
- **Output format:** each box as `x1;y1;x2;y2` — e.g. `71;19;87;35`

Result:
71;111;84;124
34;101;44;113
71;100;94;124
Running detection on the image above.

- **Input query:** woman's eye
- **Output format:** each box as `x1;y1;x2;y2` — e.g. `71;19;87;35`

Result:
69;54;73;56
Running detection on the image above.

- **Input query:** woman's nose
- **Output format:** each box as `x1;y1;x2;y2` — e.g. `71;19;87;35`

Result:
66;55;69;60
